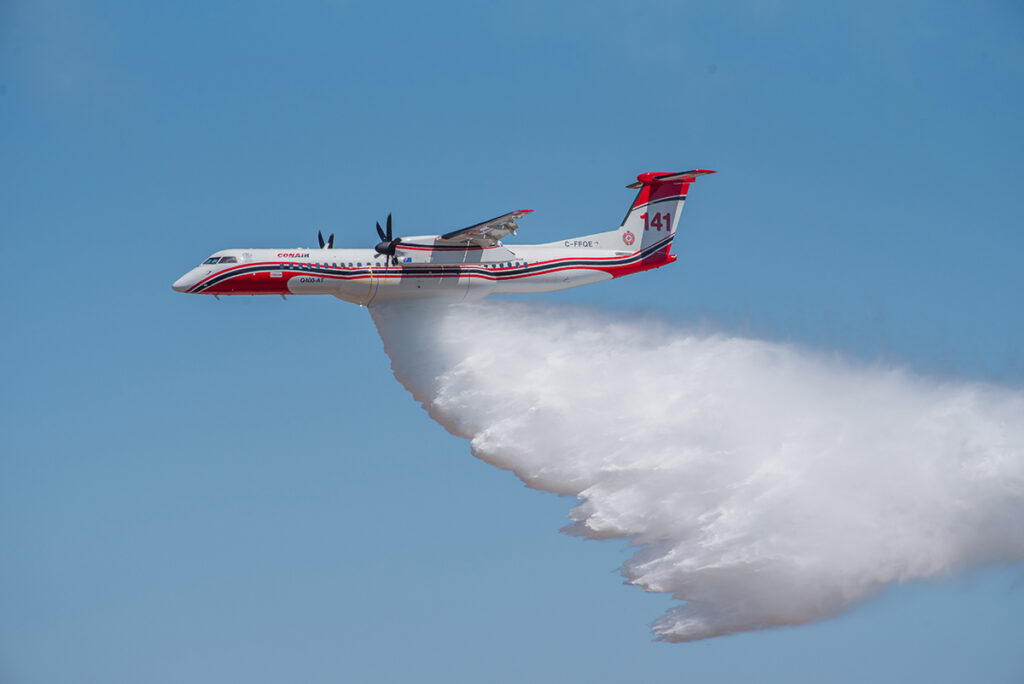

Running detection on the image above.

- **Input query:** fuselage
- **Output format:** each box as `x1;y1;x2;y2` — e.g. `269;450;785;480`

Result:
171;234;677;305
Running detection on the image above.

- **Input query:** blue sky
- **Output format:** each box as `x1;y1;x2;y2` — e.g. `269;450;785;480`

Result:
2;1;1023;682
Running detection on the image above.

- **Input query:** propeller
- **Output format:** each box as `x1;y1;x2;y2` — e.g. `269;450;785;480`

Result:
317;230;335;249
374;213;401;256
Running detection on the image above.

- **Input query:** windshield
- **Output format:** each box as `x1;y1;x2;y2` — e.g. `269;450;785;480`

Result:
202;256;238;265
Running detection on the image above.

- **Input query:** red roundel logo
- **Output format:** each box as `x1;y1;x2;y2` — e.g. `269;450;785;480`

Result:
622;231;635;246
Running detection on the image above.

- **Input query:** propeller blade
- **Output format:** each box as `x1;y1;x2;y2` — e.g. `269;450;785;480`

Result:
318;230;326;249
374;215;399;257
327;233;335;249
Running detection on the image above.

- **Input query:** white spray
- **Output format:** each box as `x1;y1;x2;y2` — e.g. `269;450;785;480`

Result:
370;300;1024;642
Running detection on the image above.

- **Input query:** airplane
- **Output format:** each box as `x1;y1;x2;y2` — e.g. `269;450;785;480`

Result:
172;169;715;305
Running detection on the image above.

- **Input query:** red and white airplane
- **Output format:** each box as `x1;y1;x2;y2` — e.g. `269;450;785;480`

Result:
172;169;715;304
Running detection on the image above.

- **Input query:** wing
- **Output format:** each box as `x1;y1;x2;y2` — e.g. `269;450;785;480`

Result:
437;210;533;246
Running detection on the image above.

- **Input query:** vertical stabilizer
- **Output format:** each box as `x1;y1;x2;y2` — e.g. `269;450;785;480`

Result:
618;170;715;253
558;170;715;254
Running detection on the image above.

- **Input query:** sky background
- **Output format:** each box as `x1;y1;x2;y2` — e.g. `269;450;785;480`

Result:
2;1;1023;682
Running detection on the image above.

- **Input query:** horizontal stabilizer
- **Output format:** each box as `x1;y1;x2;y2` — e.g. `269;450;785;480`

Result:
627;170;716;188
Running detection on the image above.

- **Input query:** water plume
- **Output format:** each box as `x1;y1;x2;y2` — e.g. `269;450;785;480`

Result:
370;300;1024;641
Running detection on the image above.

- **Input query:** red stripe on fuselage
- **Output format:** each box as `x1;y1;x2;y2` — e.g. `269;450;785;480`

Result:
201;269;291;295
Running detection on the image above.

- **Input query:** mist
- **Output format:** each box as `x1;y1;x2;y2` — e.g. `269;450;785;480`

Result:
370;300;1024;642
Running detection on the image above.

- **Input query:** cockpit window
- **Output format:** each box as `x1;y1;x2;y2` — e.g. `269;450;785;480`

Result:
219;256;238;263
202;257;220;264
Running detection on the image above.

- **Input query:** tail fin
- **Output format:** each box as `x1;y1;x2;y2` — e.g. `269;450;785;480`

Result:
618;170;715;252
547;169;715;259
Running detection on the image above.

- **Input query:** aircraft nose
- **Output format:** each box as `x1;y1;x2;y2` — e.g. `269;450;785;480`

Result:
172;273;193;293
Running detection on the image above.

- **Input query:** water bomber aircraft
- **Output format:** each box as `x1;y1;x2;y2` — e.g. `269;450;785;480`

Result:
172;169;715;304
